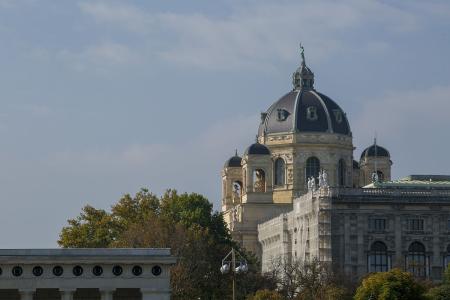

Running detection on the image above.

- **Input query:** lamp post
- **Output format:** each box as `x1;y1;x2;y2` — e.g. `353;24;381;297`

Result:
220;248;248;300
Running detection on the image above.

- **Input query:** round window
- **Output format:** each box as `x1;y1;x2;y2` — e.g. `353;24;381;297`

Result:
151;265;162;276
132;265;142;276
32;266;43;277
112;265;123;276
73;265;83;276
53;266;63;276
12;266;23;277
92;265;103;276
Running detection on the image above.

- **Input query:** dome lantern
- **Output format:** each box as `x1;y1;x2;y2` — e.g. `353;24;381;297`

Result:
292;43;314;90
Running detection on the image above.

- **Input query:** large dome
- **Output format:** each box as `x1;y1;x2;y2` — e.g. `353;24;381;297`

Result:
258;46;351;137
259;89;351;136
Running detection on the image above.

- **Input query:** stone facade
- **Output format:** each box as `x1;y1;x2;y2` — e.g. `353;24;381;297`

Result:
258;183;450;280
0;248;175;300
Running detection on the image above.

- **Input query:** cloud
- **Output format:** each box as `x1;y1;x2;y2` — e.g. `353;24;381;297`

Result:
57;42;138;72
77;0;424;71
352;85;450;177
78;1;151;34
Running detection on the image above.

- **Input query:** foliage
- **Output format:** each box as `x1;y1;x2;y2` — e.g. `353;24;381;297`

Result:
246;289;283;300
58;205;117;248
353;268;427;300
58;188;270;299
425;265;450;300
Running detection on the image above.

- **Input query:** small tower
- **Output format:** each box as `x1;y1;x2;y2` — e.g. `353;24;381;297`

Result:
241;141;273;203
221;150;243;212
359;139;392;186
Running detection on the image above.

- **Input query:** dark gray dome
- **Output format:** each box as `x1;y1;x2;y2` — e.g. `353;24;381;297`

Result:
259;46;351;137
361;144;390;159
258;89;351;136
224;155;242;168
245;143;271;155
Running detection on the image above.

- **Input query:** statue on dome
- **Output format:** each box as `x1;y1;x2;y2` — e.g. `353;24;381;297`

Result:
299;43;305;64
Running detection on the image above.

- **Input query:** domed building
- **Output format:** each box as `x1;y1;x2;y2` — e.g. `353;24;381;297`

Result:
221;47;390;257
221;46;450;282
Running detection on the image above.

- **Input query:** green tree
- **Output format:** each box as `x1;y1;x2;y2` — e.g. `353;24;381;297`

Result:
425;265;450;300
353;268;427;300
59;188;269;299
58;205;116;248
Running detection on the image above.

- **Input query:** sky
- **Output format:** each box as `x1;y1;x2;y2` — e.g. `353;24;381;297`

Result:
1;0;450;248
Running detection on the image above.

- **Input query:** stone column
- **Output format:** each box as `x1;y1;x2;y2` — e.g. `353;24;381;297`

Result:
100;289;114;300
60;289;75;300
141;289;170;300
19;290;34;300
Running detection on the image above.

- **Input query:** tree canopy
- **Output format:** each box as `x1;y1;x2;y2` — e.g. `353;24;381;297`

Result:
58;188;270;299
353;268;427;300
425;265;450;300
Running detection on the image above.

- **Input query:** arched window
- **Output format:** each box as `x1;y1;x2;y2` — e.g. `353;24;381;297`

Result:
274;158;285;186
305;157;320;185
406;242;427;277
232;181;243;203
253;169;266;193
338;159;346;186
368;241;389;272
377;170;384;181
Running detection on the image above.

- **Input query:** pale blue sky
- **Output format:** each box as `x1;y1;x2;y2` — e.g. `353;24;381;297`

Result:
1;0;450;247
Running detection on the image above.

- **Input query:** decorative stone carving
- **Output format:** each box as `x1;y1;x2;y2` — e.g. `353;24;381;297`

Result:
254;170;266;192
267;135;293;142
287;168;294;183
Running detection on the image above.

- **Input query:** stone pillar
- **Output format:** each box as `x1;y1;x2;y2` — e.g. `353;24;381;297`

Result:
19;290;34;300
141;289;170;300
100;289;114;300
60;289;75;300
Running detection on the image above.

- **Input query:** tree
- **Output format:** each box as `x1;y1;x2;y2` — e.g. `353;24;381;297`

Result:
425;265;450;300
58;188;269;299
353;268;427;300
58;205;116;248
266;257;348;300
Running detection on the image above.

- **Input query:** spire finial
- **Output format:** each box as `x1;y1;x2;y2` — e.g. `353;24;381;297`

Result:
255;135;259;143
235;149;238;156
373;132;378;179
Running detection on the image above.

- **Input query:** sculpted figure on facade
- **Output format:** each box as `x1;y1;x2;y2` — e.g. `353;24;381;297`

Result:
322;170;328;187
318;171;324;187
232;182;242;204
254;169;266;192
371;171;379;183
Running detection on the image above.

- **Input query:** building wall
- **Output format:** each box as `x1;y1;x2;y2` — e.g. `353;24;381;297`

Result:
258;187;450;281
